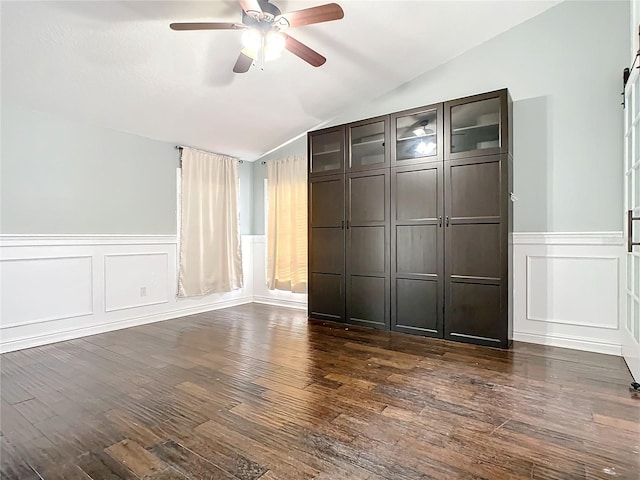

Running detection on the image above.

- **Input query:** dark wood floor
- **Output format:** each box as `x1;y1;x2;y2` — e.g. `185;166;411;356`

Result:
1;304;638;480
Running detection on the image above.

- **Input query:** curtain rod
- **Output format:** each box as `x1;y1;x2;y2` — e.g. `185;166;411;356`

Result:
175;145;243;163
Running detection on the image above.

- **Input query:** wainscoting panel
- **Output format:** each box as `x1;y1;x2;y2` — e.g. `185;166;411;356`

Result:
0;255;93;328
526;255;619;329
513;232;625;355
0;233;625;356
104;252;170;312
0;235;254;353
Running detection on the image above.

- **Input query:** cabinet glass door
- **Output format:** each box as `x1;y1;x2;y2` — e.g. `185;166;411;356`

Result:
450;97;501;154
392;104;441;166
349;118;388;170
310;129;344;175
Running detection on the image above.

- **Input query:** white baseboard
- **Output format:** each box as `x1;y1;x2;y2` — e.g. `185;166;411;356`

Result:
513;331;622;356
252;295;307;310
1;296;253;353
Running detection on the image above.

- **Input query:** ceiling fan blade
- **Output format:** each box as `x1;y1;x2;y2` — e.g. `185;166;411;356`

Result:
283;34;326;67
170;22;246;31
275;3;344;28
233;52;254;73
238;0;263;19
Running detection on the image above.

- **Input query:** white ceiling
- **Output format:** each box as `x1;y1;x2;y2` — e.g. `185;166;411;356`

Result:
1;0;559;161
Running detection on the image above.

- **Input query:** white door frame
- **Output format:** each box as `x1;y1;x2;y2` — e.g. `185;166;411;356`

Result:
623;63;640;383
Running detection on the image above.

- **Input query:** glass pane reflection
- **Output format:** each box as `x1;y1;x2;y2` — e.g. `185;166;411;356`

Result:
396;110;437;160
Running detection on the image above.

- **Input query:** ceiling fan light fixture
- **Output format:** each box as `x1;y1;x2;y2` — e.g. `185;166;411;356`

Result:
266;31;285;54
264;31;286;61
241;29;262;51
242;30;286;63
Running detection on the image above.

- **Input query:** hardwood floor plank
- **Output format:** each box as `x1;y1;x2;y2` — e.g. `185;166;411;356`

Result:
12;398;57;425
0;374;35;404
149;439;240;480
76;450;139;480
103;409;164;448
0;304;637;479
105;439;167;478
0;434;42;480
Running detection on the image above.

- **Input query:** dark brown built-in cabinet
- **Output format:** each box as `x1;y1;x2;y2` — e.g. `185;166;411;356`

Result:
308;89;513;348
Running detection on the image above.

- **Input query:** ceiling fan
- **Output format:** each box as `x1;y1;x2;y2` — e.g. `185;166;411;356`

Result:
170;0;344;73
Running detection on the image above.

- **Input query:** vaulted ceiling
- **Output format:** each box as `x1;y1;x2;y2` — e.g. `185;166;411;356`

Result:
1;1;559;160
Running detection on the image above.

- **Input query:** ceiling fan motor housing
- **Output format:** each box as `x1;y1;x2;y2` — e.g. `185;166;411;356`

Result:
242;0;282;28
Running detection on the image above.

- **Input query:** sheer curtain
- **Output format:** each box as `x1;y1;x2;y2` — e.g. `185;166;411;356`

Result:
266;155;308;293
178;147;243;297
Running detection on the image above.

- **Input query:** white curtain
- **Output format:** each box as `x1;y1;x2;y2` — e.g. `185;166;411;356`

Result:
178;147;243;297
266;155;308;293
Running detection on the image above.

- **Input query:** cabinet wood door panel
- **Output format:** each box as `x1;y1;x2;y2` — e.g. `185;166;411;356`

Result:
349;226;385;274
346;169;390;329
444;154;509;347
449;224;501;280
308;174;345;322
350;174;386;223
446;282;503;346
395;168;439;220
395;278;439;334
310;228;344;274
309;273;344;321
310;176;345;227
396;225;438;275
348;276;387;328
391;164;443;338
448;160;501;219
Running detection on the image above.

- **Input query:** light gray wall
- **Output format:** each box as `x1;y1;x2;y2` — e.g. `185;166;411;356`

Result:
252;136;306;235
6;1;625;235
255;0;628;233
1;104;179;234
328;0;628;232
238;160;253;235
1;104;254;235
